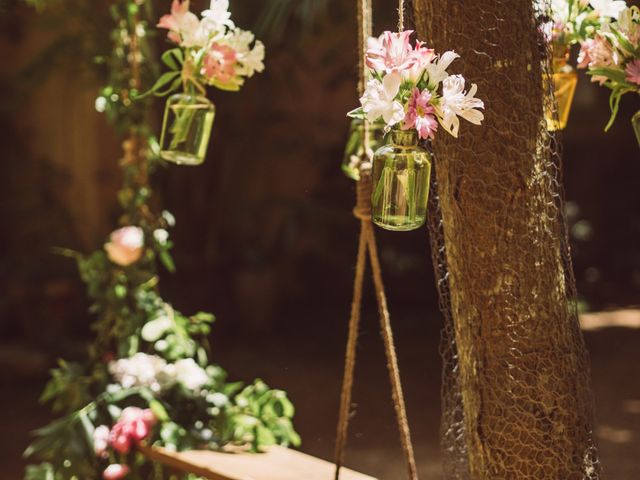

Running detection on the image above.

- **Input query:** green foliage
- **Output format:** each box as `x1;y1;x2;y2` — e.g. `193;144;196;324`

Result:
24;1;300;479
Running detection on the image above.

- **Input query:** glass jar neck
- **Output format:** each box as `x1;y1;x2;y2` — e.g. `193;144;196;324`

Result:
389;128;418;146
551;44;570;69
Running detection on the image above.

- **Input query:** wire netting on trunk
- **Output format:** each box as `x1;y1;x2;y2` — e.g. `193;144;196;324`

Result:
410;0;601;478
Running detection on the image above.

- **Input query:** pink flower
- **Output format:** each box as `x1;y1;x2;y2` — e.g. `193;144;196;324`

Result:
108;407;156;454
366;31;419;74
403;88;438;140
402;40;435;83
103;464;130;480
202;43;237;83
93;425;111;458
158;0;194;44
626;59;640;85
104;226;144;267
578;36;617;85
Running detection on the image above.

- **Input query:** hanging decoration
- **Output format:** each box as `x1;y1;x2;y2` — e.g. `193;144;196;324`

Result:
333;2;420;480
547;0;626;131
147;0;265;165
576;4;640;148
348;31;484;231
24;2;298;479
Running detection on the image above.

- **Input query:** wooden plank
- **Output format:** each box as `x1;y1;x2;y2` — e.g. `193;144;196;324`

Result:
139;445;378;480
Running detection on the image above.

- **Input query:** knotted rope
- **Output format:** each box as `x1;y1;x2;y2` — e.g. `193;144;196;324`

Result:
333;1;418;479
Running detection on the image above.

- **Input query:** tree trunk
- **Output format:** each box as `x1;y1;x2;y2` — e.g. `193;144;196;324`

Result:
412;1;600;478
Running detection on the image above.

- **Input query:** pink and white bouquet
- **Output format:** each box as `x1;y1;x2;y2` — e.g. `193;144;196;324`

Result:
577;4;640;129
149;0;265;96
550;0;627;50
348;31;484;140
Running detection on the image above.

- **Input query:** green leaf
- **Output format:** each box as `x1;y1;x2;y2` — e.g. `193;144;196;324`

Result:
150;399;170;422
159;250;176;273
161;48;183;71
135;71;180;99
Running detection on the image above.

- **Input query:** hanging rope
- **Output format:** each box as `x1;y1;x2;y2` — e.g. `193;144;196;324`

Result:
398;0;405;32
333;1;418;479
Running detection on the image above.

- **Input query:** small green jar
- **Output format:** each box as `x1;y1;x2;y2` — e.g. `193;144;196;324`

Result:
371;129;432;231
342;119;386;181
160;93;216;166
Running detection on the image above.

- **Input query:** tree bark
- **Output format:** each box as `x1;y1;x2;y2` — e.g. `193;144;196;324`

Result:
412;1;600;478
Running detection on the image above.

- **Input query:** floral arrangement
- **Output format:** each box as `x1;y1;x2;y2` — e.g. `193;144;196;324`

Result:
24;2;298;480
150;0;264;96
576;4;640;129
550;0;627;52
348;31;484;140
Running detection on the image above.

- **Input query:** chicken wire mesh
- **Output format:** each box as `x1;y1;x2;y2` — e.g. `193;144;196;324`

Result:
408;0;601;478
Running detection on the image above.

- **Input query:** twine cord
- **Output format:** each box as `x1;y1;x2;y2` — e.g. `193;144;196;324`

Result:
333;3;418;473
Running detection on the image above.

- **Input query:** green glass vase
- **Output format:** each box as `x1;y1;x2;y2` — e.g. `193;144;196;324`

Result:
342;119;385;181
633;110;640;149
160;93;216;166
371;129;432;231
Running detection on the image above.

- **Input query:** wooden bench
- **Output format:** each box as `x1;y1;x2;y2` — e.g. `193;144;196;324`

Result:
140;444;378;480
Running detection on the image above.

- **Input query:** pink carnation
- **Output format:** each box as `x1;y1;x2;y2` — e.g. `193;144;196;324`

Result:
202;43;237;83
403;88;438;140
103;464;130;480
626;59;640;85
366;31;419;74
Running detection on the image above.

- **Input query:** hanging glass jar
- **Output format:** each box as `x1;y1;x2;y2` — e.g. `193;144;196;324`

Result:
632;110;640;149
371;129;432;231
545;47;578;131
160;93;216;166
342;119;386;180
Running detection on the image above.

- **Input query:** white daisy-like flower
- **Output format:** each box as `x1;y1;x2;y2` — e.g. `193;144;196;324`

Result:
437;75;485;138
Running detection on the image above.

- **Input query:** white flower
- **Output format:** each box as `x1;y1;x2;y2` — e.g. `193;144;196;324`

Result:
226;29;265;77
360;74;405;126
437;75;485;138
93;425;110;458
551;0;570;23
202;0;234;33
590;0;627;19
173;358;209;390
141;314;173;342
109;353;167;393
153;229;169;245
424;51;459;90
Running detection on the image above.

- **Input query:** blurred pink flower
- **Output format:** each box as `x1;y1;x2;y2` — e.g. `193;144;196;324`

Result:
108;407;156;454
103;464;130;480
202;43;237;83
104;226;144;267
366;31;418;74
403;88;438;140
158;0;195;44
578;36;616;85
626;59;640;85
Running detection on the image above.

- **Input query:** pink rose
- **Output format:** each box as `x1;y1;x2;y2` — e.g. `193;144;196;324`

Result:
103;464;130;480
104;226;144;267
